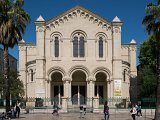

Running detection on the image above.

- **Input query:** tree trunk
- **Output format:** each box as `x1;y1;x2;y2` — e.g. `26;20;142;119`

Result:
3;46;10;112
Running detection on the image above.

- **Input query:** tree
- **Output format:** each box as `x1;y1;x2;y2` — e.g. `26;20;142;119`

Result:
0;0;30;112
0;71;24;101
138;35;157;97
142;0;160;119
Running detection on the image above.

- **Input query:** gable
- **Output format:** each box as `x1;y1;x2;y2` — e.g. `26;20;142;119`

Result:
45;5;112;32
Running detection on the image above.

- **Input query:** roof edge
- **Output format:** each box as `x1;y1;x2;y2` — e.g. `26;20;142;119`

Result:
46;5;111;25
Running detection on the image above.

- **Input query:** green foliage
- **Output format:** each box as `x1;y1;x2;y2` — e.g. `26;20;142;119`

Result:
0;71;24;99
138;35;157;97
142;0;160;119
0;0;30;111
139;35;157;72
0;0;30;47
138;66;157;97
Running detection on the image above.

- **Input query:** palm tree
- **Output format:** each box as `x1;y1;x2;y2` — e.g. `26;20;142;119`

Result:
142;0;160;119
0;0;30;112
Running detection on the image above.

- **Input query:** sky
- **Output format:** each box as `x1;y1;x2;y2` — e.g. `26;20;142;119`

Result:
4;0;154;64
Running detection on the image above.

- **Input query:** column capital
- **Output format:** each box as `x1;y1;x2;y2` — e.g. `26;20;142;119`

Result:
62;76;72;82
87;76;96;82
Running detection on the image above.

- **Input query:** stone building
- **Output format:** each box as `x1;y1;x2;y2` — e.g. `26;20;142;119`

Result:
18;5;137;110
0;48;17;73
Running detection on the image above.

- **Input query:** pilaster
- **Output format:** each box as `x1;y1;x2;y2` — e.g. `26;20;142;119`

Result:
129;39;137;76
112;16;123;97
35;15;46;98
112;16;122;79
18;42;27;97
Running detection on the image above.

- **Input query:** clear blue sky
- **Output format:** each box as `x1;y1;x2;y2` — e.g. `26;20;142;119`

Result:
6;0;154;64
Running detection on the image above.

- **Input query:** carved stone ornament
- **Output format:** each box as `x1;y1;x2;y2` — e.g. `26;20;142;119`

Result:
45;6;111;31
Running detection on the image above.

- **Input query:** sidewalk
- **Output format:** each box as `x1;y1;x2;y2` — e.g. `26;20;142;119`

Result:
17;112;154;120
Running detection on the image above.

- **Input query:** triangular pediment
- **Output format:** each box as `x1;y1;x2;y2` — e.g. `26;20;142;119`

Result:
45;5;112;30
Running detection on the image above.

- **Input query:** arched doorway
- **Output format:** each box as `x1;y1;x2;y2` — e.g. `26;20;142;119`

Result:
95;72;107;104
71;70;86;105
51;72;63;105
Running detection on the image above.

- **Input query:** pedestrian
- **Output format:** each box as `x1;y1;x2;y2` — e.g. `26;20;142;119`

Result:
0;112;6;120
14;104;17;117
130;104;137;120
11;108;15;118
137;103;142;116
52;102;59;116
83;105;86;116
16;102;21;118
79;105;83;118
104;101;109;120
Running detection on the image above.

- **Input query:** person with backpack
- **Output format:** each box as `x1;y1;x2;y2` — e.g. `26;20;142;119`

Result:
104;101;109;120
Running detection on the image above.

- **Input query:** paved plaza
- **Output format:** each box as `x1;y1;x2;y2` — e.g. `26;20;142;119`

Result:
15;110;154;120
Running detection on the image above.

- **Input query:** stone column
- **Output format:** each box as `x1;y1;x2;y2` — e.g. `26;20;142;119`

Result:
44;76;51;106
107;79;114;107
93;96;99;109
87;77;95;106
62;77;72;105
61;97;68;112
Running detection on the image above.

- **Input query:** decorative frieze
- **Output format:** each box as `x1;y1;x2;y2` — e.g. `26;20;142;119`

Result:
45;6;112;31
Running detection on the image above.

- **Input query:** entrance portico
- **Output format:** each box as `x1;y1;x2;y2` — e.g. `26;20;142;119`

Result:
47;66;112;111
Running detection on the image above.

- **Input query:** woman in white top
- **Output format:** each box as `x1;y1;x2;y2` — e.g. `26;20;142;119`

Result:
131;104;137;120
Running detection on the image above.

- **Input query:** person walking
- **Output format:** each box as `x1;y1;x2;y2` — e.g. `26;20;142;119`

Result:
16;102;21;118
83;105;86;116
79;105;83;118
14;102;21;118
130;104;137;120
0;112;6;120
52;102;59;116
104;101;109;120
137;103;142;117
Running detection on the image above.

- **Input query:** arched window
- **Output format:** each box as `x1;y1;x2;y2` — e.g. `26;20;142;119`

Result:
79;36;85;57
30;69;33;82
73;36;78;57
54;37;59;57
95;33;107;60
99;37;103;58
72;33;85;58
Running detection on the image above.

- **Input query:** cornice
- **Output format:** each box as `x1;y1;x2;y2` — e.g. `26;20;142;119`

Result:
45;5;112;31
47;5;111;25
26;60;36;66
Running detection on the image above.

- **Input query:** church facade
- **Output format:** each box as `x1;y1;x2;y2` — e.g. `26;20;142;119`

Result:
19;5;137;110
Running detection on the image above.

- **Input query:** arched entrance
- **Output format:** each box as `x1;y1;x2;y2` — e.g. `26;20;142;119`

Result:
51;72;63;105
95;72;107;104
71;70;86;105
